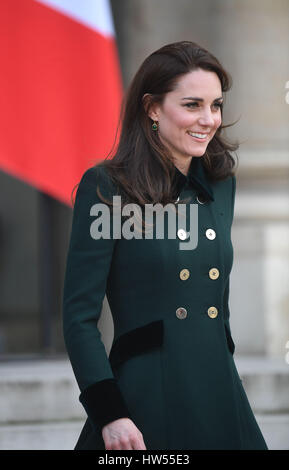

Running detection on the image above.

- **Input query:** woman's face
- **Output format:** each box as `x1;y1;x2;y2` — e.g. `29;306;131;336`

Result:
148;68;223;163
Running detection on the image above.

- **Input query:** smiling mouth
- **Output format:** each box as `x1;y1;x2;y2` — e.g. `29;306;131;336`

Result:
187;131;209;140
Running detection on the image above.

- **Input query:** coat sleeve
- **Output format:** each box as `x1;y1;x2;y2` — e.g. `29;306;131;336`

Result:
62;166;132;432
223;175;236;354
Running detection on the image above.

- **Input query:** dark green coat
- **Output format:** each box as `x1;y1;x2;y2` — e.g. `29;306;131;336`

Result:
62;157;268;450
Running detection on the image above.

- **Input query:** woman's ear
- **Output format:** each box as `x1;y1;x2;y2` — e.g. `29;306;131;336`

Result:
142;94;159;121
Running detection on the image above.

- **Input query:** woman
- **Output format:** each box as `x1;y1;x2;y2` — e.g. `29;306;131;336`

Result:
62;41;268;450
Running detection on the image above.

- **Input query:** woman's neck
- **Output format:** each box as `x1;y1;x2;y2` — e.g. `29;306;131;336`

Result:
173;157;193;177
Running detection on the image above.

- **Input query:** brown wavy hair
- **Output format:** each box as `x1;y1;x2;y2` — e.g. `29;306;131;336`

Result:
72;40;239;208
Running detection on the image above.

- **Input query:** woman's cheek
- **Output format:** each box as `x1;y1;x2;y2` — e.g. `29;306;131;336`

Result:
216;116;222;128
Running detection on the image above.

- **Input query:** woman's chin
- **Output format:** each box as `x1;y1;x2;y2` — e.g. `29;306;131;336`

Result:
190;147;208;157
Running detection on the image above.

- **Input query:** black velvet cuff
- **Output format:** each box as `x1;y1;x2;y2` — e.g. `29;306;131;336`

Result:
79;378;132;430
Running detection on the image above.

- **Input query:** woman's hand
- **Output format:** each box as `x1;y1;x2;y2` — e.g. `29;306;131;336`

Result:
102;417;147;450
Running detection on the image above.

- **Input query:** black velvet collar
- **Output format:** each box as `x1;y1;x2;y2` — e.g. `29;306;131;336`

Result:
173;156;215;202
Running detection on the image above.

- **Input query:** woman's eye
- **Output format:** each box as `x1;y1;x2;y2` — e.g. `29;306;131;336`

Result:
184;102;198;108
184;102;223;110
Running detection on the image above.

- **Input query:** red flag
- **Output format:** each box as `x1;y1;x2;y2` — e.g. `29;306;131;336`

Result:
0;0;122;205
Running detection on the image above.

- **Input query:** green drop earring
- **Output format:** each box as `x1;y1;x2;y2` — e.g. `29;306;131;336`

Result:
152;121;158;131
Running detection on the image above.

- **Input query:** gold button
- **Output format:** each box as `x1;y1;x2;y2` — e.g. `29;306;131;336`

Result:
209;268;220;280
180;269;190;280
207;306;218;318
176;307;187;319
196;194;207;204
206;228;216;240
177;229;187;240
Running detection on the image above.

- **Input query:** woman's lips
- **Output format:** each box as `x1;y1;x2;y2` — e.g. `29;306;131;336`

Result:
187;131;208;142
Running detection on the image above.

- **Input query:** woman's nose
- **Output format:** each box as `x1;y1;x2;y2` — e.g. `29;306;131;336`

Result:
198;109;215;127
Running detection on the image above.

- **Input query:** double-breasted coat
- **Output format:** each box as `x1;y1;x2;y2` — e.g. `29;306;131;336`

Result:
62;156;268;450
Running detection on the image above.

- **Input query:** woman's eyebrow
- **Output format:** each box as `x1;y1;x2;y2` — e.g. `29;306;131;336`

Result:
181;96;223;101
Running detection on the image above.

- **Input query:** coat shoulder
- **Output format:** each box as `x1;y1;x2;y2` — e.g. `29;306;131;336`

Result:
211;173;236;225
77;164;118;201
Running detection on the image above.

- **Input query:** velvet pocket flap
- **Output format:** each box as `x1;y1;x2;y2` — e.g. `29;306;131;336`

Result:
224;323;235;355
109;320;164;369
